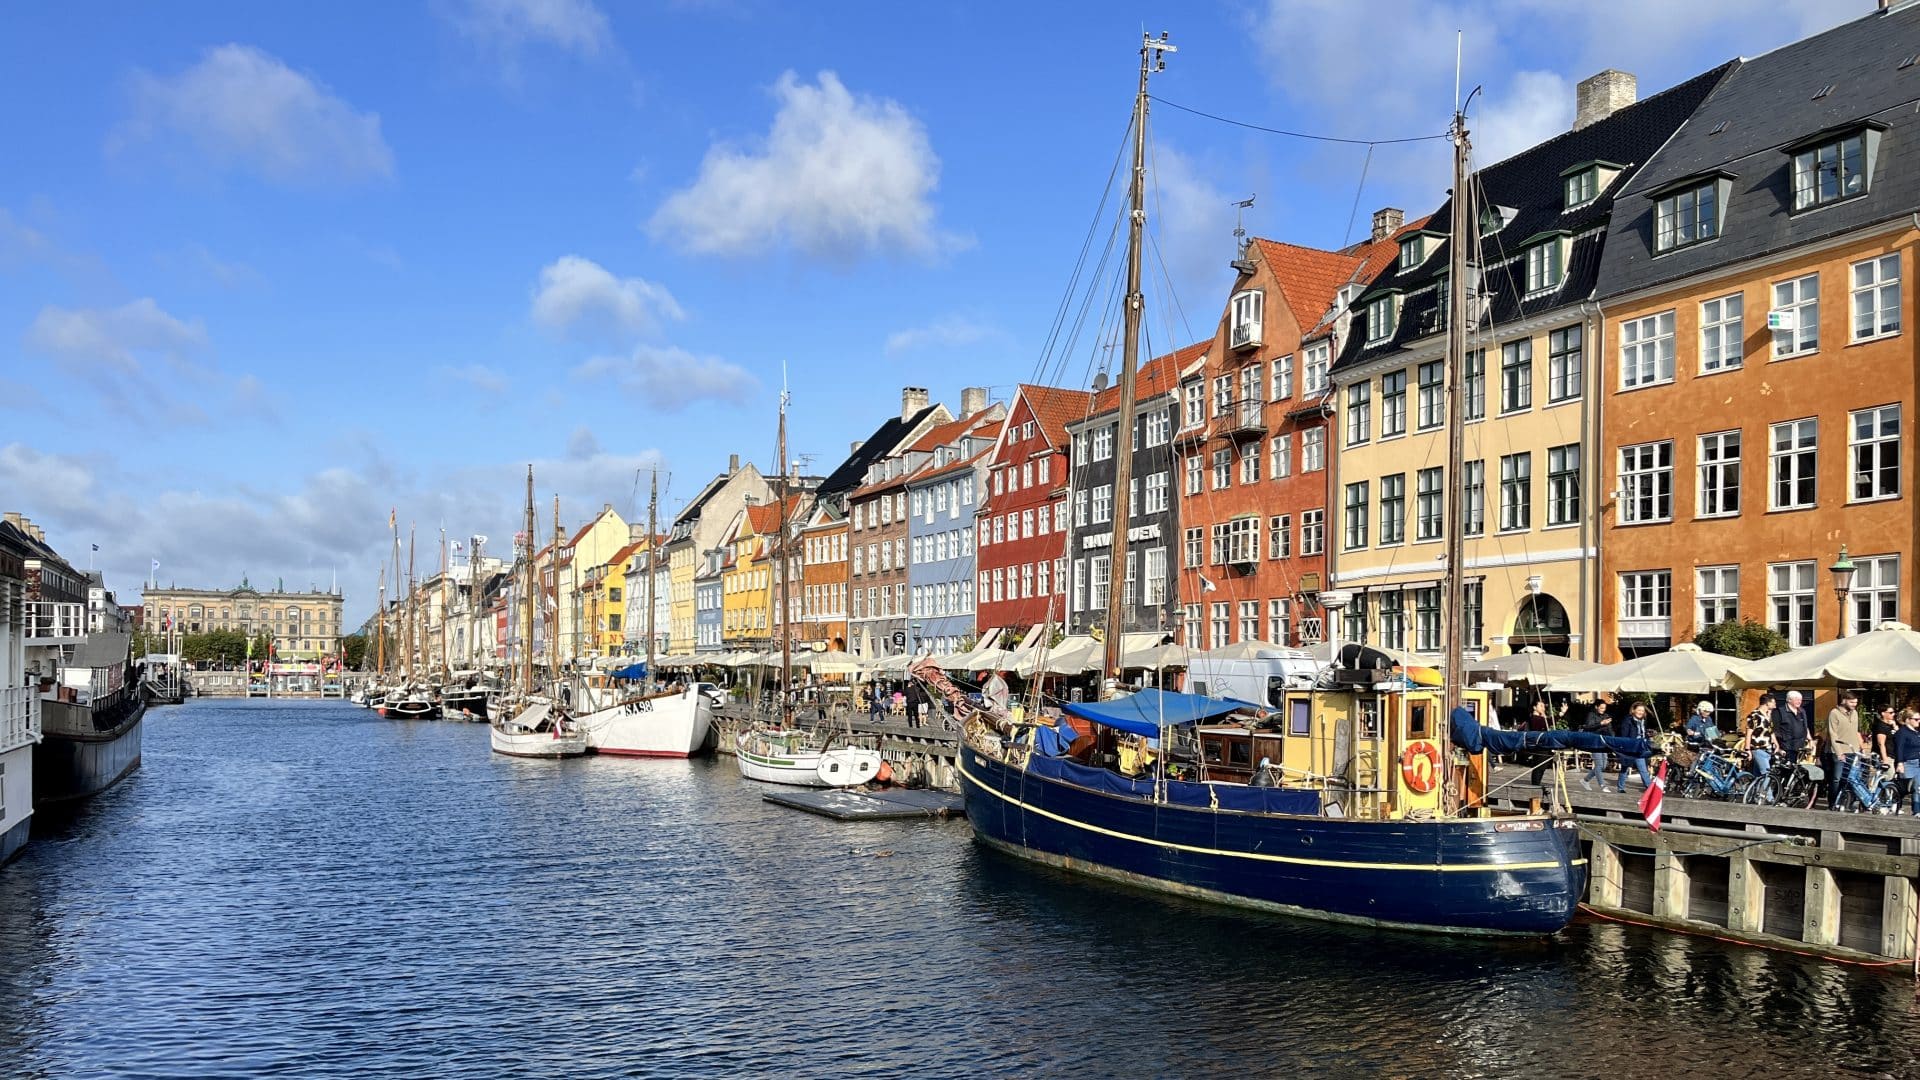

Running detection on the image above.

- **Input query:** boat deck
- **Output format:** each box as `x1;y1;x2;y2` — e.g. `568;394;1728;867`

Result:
762;788;967;821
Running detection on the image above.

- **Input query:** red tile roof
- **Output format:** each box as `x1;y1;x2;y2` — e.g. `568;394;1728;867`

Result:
744;495;805;534
911;446;992;484
907;410;1002;453
1017;383;1096;447
1252;214;1434;333
1088;340;1209;413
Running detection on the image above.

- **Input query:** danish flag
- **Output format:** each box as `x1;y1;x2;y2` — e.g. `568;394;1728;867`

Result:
1639;759;1668;832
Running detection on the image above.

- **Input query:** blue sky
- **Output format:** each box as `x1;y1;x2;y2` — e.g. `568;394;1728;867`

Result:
0;0;1862;624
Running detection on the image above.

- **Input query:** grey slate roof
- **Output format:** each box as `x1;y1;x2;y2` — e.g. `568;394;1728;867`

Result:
1596;5;1920;299
1334;61;1736;375
817;405;940;499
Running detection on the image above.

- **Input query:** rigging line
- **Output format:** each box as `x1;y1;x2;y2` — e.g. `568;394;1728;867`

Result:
1033;111;1137;387
1149;95;1449;146
1047;204;1129;391
1341;143;1376;249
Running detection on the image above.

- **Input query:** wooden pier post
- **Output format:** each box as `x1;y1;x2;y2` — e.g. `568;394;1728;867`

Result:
1803;865;1841;948
1728;853;1765;935
1654;848;1689;921
1588;839;1624;909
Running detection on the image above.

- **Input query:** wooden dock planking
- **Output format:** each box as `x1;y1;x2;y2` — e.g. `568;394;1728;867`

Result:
762;787;967;822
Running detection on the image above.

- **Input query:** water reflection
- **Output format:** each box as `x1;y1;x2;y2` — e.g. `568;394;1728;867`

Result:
0;699;1912;1079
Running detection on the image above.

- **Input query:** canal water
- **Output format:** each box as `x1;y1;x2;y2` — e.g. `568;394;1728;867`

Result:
1;699;1915;1078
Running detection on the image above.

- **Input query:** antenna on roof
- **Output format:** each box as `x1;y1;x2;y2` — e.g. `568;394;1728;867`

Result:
1230;195;1257;272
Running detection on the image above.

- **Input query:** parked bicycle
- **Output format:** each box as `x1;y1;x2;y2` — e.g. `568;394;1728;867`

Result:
1742;755;1823;809
1831;753;1901;814
1678;744;1755;801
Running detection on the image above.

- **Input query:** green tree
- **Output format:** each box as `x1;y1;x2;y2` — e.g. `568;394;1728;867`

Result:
341;633;370;670
1694;618;1790;661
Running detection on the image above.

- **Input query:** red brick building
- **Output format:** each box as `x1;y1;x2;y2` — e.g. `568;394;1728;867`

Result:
974;383;1093;642
1174;212;1415;649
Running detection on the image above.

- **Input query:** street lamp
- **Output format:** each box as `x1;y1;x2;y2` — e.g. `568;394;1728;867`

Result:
1321;589;1352;666
1830;545;1857;638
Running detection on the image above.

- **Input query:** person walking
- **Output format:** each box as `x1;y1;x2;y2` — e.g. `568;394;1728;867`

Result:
1825;689;1865;809
866;680;885;724
1614;702;1654;793
1870;703;1898;760
1581;700;1613;790
1894;710;1920;816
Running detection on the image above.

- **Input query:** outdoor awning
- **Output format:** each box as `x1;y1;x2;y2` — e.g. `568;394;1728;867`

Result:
1546;643;1749;694
810;649;863;675
1062;689;1261;736
1473;648;1599;686
1016;635;1102;677
1725;622;1920;688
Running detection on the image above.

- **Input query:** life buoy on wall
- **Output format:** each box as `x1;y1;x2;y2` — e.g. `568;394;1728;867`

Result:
1400;740;1441;794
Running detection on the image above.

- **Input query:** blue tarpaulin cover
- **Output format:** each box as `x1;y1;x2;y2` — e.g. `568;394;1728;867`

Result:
1062;690;1261;736
1449;706;1653;758
1024;753;1321;815
610;663;648;680
1029;715;1080;757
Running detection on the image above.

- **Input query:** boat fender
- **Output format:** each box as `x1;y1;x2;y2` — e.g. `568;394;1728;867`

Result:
875;760;894;785
1400;740;1442;793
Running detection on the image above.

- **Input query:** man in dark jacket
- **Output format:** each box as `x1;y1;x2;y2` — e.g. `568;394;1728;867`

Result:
1773;690;1813;769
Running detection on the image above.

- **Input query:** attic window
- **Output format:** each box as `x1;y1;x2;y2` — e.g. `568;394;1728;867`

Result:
1398;234;1428;269
1650;175;1731;253
1787;124;1882;210
1479;204;1516;236
1524;237;1566;295
1364;294;1399;345
1564;169;1597;209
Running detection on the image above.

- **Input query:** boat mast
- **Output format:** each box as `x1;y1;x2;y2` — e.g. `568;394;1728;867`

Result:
439;526;450;678
1101;31;1175;683
406;524;417;685
522;465;536;698
1440;102;1473;788
777;382;793;727
376;569;386;677
551;494;563;682
645;469;659;690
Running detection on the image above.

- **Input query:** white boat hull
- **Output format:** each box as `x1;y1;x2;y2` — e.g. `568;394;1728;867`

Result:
735;731;884;787
576;691;712;758
490;700;587;758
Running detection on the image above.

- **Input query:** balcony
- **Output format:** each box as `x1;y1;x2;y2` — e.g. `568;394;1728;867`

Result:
25;601;85;645
1220;399;1267;440
0;686;39;754
1617;616;1672;644
1230;319;1263;351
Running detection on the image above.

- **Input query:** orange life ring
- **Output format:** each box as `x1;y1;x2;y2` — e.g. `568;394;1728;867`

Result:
1401;740;1441;794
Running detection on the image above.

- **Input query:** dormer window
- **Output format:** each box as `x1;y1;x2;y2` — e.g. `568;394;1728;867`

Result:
1479;205;1516;236
1559;161;1622;211
1523;232;1568;295
1787;124;1882;210
1364;294;1399;345
1650;173;1732;253
1398;235;1425;269
1230;289;1264;349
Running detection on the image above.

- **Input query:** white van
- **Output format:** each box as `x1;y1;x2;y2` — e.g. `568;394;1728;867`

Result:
1181;650;1322;709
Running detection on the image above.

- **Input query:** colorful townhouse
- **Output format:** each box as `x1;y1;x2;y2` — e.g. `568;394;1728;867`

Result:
1326;64;1732;661
554;502;629;663
1594;8;1920;658
797;499;850;652
1063;344;1201;638
664;456;770;657
1173;215;1411;651
974;384;1094;644
905;405;1004;655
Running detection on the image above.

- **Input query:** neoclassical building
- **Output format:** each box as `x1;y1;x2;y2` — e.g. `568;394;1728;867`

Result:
141;582;345;659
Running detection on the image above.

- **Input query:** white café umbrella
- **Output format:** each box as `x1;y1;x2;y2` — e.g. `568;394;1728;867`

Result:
810;648;863;676
1122;636;1193;670
1546;642;1751;695
1476;647;1600;686
1017;634;1102;677
1725;622;1920;687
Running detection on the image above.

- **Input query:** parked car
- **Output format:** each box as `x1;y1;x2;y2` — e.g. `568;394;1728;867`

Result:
692;682;727;709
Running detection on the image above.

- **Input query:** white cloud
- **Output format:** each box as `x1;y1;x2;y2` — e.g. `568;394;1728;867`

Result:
884;315;994;355
24;298;207;374
649;71;958;260
531;255;683;337
1147;144;1238;316
158;243;259;288
566;424;601;459
113;44;393;185
440;363;510;394
573;345;758;410
1474;70;1572;168
447;0;613;59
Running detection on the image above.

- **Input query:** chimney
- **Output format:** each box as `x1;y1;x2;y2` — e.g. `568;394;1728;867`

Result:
901;386;929;420
728;453;740;474
1370;207;1404;242
849;440;864;456
960;386;988;416
602;502;612;515
1575;69;1636;131
2;511;19;529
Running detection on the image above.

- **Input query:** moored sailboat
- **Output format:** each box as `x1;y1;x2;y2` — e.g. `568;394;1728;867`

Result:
491;465;587;759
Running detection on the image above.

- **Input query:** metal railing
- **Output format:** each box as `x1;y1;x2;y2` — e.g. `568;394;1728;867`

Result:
0;686;40;753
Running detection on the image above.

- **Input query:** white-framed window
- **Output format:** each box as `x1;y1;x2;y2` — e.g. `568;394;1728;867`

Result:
1381;370;1407;437
1462;459;1485;536
1771;274;1819;357
1213;375;1233;418
1182;380;1205;428
1143;546;1167;607
993;516;1005;545
1184;526;1203;569
1268;598;1291;647
1698;430;1742;518
1700;293;1743;373
1185;453;1203;496
1498;452;1531;532
1417;360;1444;429
1345;381;1371;446
1209;602;1230;650
1697;565;1739;628
1654;181;1718;252
1091;484;1112;524
1378;473;1405;545
1416;466;1443;541
1621;310;1676;388
1238;600;1259;643
1768;561;1817;647
1272;354;1293;400
1211;448;1232;490
1144;470;1170;513
1238;441;1260;485
1564;168;1597;209
1851;404;1901;501
1073;489;1087;527
1546;443;1580;527
1343;481;1369;550
1547;325;1582;403
1144;406;1172;447
1398;234;1427;270
1091;424;1114;461
1230;289;1264;348
1525;240;1563;295
1300;509;1324;556
1852;254;1901;341
1089;555;1110;611
1791;131;1868;210
1619;441;1672;525
1302;428;1325;472
1500;339;1532;413
1463;349;1485;421
1213;517;1259;564
1270;432;1291;479
1183;604;1201;648
1365;295;1397;344
1269;514;1292;559
1069;560;1083;612
1850;555;1900;634
1304;341;1331;395
1037;559;1049;599
1620;570;1672;622
1770;418;1818;510
1053;501;1066;532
